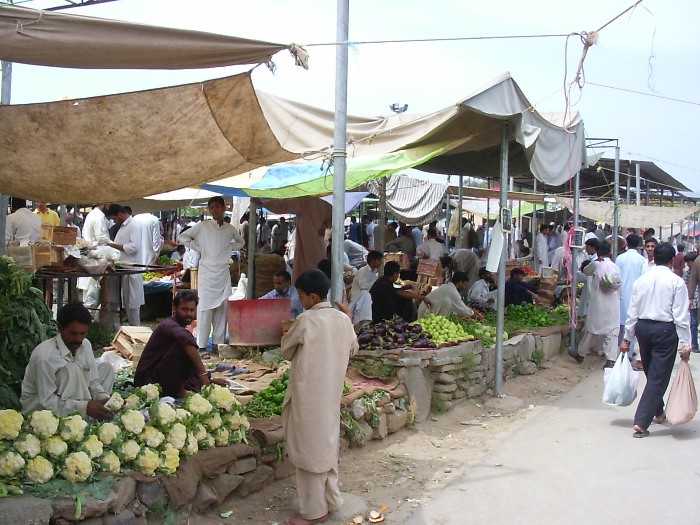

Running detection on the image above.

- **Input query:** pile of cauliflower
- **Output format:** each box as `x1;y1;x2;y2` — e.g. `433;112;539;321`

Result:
0;383;249;485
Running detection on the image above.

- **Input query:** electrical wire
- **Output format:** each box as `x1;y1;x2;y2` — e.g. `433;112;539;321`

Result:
304;33;576;48
586;81;700;107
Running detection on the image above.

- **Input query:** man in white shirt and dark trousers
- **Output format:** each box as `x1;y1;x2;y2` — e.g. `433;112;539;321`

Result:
621;242;692;438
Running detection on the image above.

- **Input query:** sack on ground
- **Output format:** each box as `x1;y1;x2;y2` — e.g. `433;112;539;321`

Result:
665;360;698;425
602;352;639;406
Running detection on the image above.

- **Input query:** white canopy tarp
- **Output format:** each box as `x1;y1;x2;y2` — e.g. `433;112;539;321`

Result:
555;197;698;229
0;6;306;70
367;174;447;224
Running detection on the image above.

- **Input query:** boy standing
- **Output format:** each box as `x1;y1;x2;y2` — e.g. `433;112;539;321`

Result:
281;270;358;525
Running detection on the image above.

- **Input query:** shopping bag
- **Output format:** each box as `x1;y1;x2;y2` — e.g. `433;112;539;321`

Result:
665;361;698;425
603;352;640;406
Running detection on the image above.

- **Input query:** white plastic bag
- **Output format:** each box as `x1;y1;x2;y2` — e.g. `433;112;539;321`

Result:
229;273;248;301
603;352;640;406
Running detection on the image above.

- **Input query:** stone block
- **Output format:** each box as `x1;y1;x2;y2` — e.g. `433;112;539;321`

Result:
519;361;538;375
78;518;104;525
397;365;432;423
212;473;244;503
470;353;482;366
103;510;138;525
53;490;118;521
376;394;392;406
371;412;388;440
400;349;434;360
352;420;374;447
219;345;244;359
432;372;457;384
518;334;536;361
466;381;488;398
386;409;408;433
502;341;519;361
431;364;458;372
109;477;137;515
351;398;367;420
433;392;454;401
380;402;396;414
482;347;496;370
0;496;53;525
274;458;296;480
467;371;483;381
193;481;218;512
485;366;495;384
136;481;168;510
535;333;562;360
433;382;457;393
452;388;466;399
233;465;275;498
227;456;258;475
397;357;422;367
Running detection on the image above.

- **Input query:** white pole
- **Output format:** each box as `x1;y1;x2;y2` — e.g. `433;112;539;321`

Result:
613;146;620;260
330;0;350;304
635;163;641;207
494;122;509;397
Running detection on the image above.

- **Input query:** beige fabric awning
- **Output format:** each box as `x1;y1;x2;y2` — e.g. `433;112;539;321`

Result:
448;186;546;203
0;6;306;69
554;197;698;228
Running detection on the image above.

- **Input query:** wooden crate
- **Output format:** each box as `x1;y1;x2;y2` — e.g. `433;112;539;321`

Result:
384;252;409;270
40;224;77;246
417;258;441;277
34;246;64;269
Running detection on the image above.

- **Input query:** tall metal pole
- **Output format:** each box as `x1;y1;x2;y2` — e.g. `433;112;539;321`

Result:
613;146;620;260
330;0;349;304
0;61;11;256
626;165;631;205
569;169;581;356
246;202;258;299
377;177;386;253
486;178;491;248
494;122;509;397
532;179;538;252
457;175;464;249
635;163;641;206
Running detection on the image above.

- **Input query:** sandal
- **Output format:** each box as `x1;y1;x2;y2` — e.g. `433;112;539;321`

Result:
633;425;649;438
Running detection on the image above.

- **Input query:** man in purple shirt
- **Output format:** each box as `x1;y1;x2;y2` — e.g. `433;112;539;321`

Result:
134;291;227;397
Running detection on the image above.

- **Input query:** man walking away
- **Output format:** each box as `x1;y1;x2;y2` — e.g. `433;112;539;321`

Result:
621;242;691;438
615;234;646;366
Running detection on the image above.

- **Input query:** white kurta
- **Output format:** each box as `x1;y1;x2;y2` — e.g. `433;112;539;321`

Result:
416;239;444;261
534;232;549;272
468;279;496;309
418;282;474;318
582;258;621;334
114;216;145;309
615;249;646;324
349;264;378;326
282;302;357;473
344;239;368;269
133;213;163;265
179;220;244;310
78;207;111;291
5;207;41;243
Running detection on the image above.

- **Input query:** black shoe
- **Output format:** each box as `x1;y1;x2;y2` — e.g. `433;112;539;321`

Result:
603;360;616;369
568;349;584;364
692;348;700;354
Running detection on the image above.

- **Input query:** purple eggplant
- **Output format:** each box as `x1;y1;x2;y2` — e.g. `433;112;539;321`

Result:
411;325;422;334
358;333;374;344
396;336;406;346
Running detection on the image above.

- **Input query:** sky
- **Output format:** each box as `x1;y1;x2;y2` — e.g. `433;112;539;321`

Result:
8;0;700;193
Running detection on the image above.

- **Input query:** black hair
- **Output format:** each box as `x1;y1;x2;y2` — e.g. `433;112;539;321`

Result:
384;260;401;277
295;269;329;298
439;255;453;269
626;234;641;249
539;224;548;233
645;237;658;245
366;250;383;264
124;206;132;215
10;197;27;209
106;204;125;218
510;267;525;278
654;242;676;266
317;259;332;279
585;238;600;250
240;212;249;223
427;228;438;238
478;267;490;278
173;290;199;307
677;243;685;253
452;271;469;283
598;240;612;257
207;196;225;207
57;303;92;328
274;270;292;282
176;245;186;252
685;252;698;264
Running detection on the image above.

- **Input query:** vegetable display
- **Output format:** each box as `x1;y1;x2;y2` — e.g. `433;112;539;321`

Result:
357;317;436;351
484;303;569;334
242;372;289;418
449;317;503;347
0;383;250;495
411;314;474;346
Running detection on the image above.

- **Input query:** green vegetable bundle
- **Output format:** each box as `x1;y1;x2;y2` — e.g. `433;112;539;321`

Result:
243;372;289;418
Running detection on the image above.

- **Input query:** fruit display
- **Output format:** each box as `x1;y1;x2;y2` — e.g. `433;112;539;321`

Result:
411;314;474;346
357;317;436;351
484;303;570;334
450;317;502;347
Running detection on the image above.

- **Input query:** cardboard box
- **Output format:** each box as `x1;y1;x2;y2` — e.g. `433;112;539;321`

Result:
384;252;410;270
5;244;63;273
40;224;77;246
112;326;153;359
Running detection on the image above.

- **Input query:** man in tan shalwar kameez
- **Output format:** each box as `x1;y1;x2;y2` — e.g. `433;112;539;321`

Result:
281;270;358;525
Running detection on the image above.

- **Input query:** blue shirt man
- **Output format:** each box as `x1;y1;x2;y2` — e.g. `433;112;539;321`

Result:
259;270;303;319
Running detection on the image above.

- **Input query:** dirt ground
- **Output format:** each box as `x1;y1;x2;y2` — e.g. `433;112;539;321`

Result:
164;352;597;525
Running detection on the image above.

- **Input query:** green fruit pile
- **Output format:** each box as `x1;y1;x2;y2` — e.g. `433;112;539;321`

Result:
450;317;503;347
412;314;474;346
484;303;570;334
243;372;289;418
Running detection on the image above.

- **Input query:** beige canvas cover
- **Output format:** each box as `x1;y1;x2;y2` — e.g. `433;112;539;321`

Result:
0;6;305;70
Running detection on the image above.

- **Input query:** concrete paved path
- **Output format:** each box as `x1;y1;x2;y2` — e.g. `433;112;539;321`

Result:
405;358;700;525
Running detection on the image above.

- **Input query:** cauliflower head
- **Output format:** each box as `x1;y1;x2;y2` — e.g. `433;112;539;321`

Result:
0;409;24;440
139;425;165;449
159;443;180;475
99;450;121;474
166;423;187;450
26;455;54;483
183;433;198;456
183;393;212;416
213;427;230;447
149;401;178;429
136;448;160;476
15;433;41;459
44;436;68;458
118;439;141;462
81;434;104;459
59;414;88;443
203;384;238;412
98;422;122;446
202;412;222;431
124;394;143;410
104;392;125;412
138;384;161;403
63;451;93;483
120;410;146;435
29;410;59;438
0;451;25;477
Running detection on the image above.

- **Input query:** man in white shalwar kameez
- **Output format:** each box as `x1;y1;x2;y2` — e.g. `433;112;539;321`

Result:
569;241;621;367
615;234;646;350
534;224;549;274
106;205;145;326
133;213;163;266
179;197;244;352
418;272;475;319
281;270;358;525
78;203;110;306
349;251;383;332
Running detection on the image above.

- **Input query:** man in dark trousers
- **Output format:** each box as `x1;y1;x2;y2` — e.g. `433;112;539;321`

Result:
621;242;691;438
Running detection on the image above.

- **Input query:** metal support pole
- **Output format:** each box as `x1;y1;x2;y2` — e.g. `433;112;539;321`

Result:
613;146;620;260
486;178;491;248
246;202;258;299
457;176;464;249
569;170;581;356
0;61;11;256
377;177;387;254
330;0;349;305
659;187;664;241
636;163;641;206
494;121;508;397
626;165;631;205
532;180;538;251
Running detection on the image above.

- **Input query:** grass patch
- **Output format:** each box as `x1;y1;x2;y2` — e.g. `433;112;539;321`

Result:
531;348;545;366
431;395;449;414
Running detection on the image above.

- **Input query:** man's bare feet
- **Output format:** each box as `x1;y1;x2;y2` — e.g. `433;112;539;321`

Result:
285;514;329;525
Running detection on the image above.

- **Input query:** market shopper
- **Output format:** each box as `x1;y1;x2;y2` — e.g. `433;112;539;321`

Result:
134;291;227;398
105;204;145;326
133;212;164;266
78;203;111;306
281;270;358;525
621;242;691;438
271;216;289;253
683;252;699;353
343;238;369;269
34;201;60;226
615;234;646;365
534;224;549;273
369;260;431;322
349;250;383;332
418;271;477;319
259;270;303;319
416;227;444;261
180;196;245;354
568;241;621;367
386;226;417;259
643;237;657;272
440;250;480;294
20;303;114;421
5;197;41;243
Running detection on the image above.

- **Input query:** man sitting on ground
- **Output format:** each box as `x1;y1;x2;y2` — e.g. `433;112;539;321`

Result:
21;303;114;420
134;291;228;398
170;245;186;262
259;270;303;319
468;267;497;310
